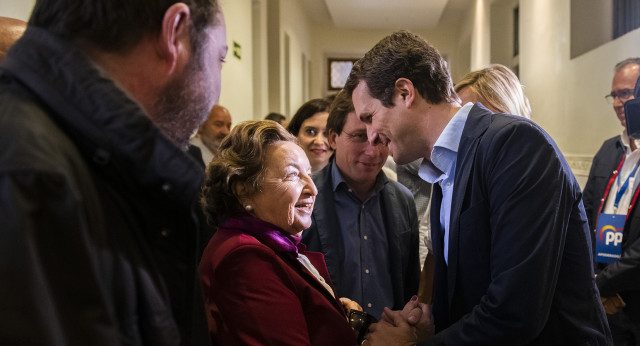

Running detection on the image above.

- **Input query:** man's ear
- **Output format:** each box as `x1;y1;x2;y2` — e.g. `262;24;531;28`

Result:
328;129;339;151
394;78;416;108
157;3;192;74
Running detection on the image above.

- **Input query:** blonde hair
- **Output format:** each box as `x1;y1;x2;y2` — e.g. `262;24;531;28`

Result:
455;64;531;119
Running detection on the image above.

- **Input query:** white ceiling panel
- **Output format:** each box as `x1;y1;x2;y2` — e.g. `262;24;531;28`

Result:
324;0;450;29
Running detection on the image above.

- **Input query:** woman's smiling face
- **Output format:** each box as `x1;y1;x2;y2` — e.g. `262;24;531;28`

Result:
297;112;332;172
249;141;318;235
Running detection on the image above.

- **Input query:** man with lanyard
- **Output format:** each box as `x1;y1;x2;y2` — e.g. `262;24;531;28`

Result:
583;57;640;344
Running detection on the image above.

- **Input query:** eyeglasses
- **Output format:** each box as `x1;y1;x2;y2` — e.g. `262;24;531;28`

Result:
605;88;635;104
342;130;369;143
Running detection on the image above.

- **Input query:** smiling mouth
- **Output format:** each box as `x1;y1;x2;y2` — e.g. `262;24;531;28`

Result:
359;162;379;168
311;149;327;155
295;202;314;213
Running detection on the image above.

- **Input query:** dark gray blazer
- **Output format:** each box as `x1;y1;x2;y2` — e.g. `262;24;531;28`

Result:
301;159;420;310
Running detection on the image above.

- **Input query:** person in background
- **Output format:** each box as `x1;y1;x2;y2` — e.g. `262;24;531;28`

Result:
190;104;232;164
0;0;226;344
198;120;357;345
0;16;26;63
265;111;287;126
455;63;531;119
287;98;333;172
345;30;610;345
582;57;640;345
302;90;420;320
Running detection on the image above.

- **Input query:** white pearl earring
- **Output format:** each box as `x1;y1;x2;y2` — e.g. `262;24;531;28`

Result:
244;204;253;212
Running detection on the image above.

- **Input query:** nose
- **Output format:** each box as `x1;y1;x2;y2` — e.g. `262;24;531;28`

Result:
366;126;381;146
312;132;327;144
303;173;318;197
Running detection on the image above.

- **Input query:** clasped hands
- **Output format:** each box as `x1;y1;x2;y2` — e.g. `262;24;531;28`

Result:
361;296;435;346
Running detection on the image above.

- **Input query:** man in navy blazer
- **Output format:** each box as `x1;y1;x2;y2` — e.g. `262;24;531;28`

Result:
301;91;420;319
344;31;611;345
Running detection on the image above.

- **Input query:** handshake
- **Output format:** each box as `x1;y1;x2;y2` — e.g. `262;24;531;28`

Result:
341;296;435;346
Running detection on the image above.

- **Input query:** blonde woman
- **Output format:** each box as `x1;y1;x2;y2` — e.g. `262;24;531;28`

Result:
455;64;532;119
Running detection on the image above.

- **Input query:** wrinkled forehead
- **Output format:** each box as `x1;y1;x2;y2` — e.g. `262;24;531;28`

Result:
264;141;310;171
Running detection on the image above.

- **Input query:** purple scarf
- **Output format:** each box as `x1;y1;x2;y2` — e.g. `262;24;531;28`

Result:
220;215;306;255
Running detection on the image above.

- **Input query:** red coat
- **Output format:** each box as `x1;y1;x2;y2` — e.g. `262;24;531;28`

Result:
199;216;357;345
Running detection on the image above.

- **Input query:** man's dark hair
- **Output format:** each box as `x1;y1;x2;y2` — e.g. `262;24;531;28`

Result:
264;112;286;123
29;0;218;54
326;90;354;135
286;98;331;136
344;30;458;107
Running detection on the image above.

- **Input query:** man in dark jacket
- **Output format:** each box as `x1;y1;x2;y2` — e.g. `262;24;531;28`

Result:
345;30;611;345
0;0;226;344
583;58;640;345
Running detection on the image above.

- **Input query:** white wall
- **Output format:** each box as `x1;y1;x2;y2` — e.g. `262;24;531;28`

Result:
218;0;254;123
0;0;34;20
280;0;313;117
520;0;640;185
309;24;460;99
470;0;492;70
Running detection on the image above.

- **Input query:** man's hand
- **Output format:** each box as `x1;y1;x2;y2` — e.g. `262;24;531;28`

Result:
601;294;626;315
368;297;435;345
365;309;419;346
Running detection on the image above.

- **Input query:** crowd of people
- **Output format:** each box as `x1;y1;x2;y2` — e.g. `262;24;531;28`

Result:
1;0;639;345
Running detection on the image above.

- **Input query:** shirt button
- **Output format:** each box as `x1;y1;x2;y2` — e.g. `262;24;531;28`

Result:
446;182;451;187
367;303;372;308
161;229;170;237
365;269;370;274
348;188;352;193
364;236;368;240
161;183;172;192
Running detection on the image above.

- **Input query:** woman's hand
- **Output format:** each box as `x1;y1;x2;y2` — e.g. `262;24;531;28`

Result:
340;297;363;317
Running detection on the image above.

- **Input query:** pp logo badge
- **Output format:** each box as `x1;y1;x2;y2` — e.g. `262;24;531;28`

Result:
595;213;624;263
600;225;623;246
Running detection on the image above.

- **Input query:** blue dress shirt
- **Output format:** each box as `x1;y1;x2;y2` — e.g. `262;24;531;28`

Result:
331;162;394;319
419;103;472;265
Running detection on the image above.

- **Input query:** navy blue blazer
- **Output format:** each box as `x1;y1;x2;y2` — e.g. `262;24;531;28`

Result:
429;104;611;345
301;159;420;311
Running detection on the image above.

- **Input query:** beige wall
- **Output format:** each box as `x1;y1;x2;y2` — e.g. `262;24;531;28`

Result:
309;24;460;99
218;0;254;123
0;0;33;20
280;0;313;117
519;0;640;184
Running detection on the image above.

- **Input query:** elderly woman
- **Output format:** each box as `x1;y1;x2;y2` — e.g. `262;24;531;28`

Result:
199;121;357;345
287;98;333;172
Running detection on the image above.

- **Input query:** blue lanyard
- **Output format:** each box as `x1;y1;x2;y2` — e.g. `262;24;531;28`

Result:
614;157;640;209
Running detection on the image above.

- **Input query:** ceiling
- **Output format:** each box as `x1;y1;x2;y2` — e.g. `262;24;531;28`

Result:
300;0;472;30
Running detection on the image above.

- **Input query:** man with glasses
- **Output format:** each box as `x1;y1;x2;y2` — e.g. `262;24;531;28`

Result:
583;57;640;344
301;90;420;320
